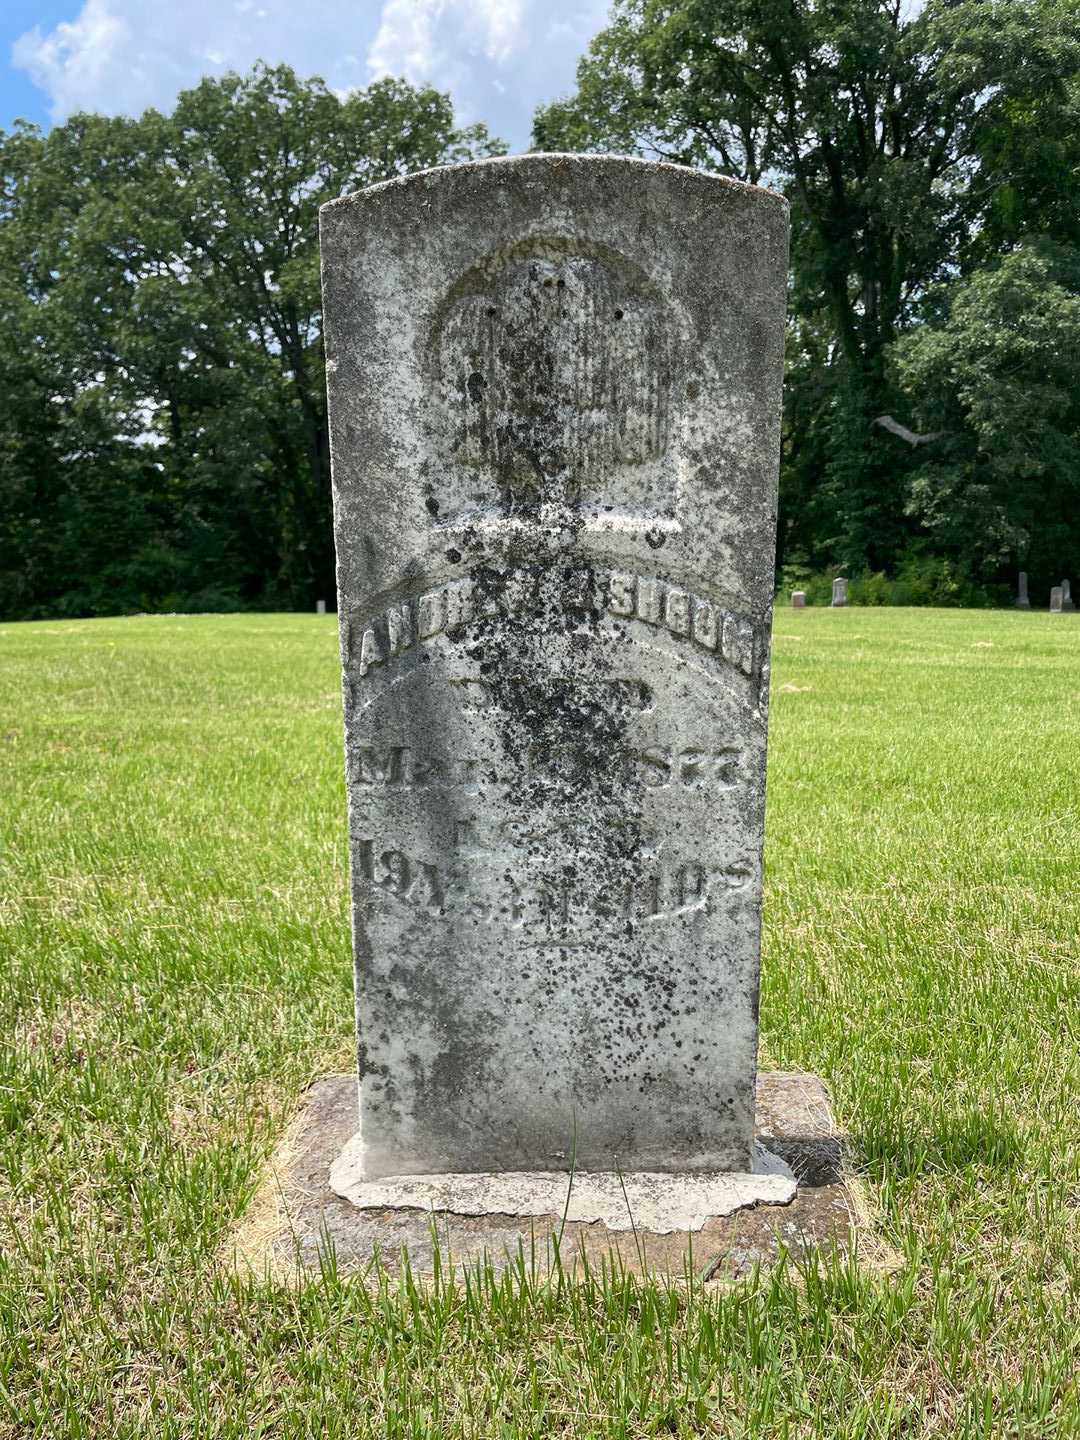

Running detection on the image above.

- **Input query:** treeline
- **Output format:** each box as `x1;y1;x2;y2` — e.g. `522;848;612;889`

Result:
537;0;1080;605
2;0;1080;619
0;68;502;617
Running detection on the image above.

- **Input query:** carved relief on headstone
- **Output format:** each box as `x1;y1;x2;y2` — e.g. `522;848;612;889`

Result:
1016;572;1030;609
321;156;788;1180
1050;586;1064;613
1061;579;1074;612
429;242;680;523
831;577;848;608
791;591;806;609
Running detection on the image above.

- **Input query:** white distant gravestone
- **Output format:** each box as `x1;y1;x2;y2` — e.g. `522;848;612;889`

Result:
831;577;848;607
1062;579;1074;612
319;156;789;1206
1050;586;1064;613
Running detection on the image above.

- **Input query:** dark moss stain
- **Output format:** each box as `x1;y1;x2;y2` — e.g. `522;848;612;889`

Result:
450;560;693;1093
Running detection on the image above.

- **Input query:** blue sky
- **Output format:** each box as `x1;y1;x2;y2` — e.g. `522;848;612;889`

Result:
3;1;57;130
2;0;610;151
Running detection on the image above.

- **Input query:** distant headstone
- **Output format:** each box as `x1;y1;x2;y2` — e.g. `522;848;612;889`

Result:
791;591;806;609
1062;579;1075;612
1015;572;1030;609
831;577;848;607
321;155;788;1180
1050;586;1064;613
316;599;327;615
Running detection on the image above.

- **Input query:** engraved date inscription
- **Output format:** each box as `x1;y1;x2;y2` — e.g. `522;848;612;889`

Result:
349;743;744;793
357;839;752;936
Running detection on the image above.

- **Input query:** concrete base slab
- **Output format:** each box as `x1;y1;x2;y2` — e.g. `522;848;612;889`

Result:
329;1135;796;1232
226;1072;879;1282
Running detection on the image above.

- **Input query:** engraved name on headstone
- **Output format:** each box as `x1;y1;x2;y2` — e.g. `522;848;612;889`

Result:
1050;586;1064;613
831;577;848;607
1062;579;1074;612
321;156;788;1179
1016;572;1030;609
791;591;806;609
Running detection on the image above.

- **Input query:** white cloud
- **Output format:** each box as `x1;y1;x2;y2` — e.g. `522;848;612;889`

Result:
12;0;610;150
368;0;445;91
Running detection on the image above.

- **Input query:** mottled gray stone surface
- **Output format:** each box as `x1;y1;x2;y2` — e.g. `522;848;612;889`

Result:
320;154;788;1180
831;577;848;607
791;591;806;609
1016;571;1030;609
1050;586;1064;613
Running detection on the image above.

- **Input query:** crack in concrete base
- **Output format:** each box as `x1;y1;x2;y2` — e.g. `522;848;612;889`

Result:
329;1139;796;1233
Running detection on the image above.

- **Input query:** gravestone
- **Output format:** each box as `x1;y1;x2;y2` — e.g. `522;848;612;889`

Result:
320;155;788;1186
1050;586;1064;613
317;599;327;615
791;591;807;609
1062;579;1075;612
1016;572;1030;609
831;577;848;607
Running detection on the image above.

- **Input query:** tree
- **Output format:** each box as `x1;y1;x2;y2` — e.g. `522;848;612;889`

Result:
886;1;1080;591
0;117;174;619
0;65;503;619
893;244;1080;589
534;0;1080;577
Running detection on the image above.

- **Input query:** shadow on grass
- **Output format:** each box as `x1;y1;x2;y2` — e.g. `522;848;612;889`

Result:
858;1109;1024;1180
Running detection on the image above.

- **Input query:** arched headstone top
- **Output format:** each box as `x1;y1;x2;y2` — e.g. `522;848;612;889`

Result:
321;151;785;214
321;154;787;613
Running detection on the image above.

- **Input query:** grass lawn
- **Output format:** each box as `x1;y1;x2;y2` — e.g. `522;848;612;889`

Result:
0;607;1077;1438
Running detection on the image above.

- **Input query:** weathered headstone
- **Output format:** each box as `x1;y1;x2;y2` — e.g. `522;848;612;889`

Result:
791;591;807;609
1062;579;1075;612
1016;571;1030;609
316;599;328;615
1050;586;1064;613
831;577;848;607
320;155;788;1184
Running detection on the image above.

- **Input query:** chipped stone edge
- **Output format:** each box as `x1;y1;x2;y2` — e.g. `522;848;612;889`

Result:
328;1132;797;1234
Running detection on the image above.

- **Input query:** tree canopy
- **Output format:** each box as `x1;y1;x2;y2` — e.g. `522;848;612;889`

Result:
536;0;1080;598
0;64;501;618
2;6;1079;618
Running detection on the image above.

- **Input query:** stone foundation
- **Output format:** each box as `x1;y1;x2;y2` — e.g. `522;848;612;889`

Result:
226;1071;886;1282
